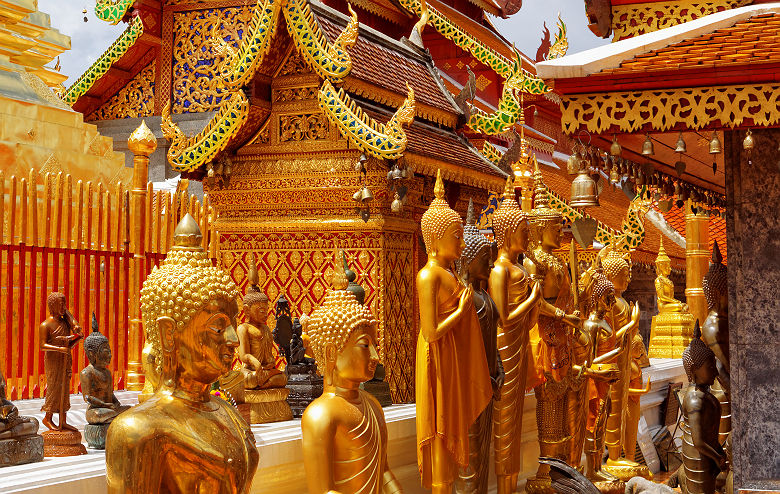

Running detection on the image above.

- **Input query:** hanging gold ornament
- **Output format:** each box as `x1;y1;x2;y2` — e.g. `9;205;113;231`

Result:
642;133;654;156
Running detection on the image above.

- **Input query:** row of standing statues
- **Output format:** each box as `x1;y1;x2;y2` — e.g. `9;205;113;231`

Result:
0;167;731;494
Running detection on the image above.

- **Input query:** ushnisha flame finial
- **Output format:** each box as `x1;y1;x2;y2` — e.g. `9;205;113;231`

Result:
332;249;349;290
712;240;722;264
434;168;445;200
247;252;260;288
656;237;670;264
421;169;462;252
502;175;515;201
172;214;202;248
465;198;476;227
492;176;525;248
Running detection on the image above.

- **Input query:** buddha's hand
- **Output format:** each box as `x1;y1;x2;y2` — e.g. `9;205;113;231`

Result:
563;313;581;329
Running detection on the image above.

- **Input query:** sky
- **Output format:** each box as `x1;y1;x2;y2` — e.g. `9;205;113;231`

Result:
40;0;609;85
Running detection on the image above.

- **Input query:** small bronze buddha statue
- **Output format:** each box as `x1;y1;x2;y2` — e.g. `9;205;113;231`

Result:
106;214;259;494
0;369;44;467
649;239;695;358
80;313;130;449
237;254;292;424
680;322;726;494
487;179;541;494
416;170;492;493
454;198;508;494
301;250;402;493
39;291;86;456
286;315;323;418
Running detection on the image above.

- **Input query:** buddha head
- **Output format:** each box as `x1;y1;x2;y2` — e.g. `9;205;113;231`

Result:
528;163;562;251
602;248;632;294
47;292;66;318
421;169;464;265
492;176;528;256
655;239;672;277
85;313;111;370
682;322;717;385
307;251;379;387
459;198;493;283
140;214;240;391
703;241;727;311
588;271;616;315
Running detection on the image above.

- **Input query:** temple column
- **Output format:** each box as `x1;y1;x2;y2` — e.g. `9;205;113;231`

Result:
126;121;156;391
724;128;780;492
684;200;709;326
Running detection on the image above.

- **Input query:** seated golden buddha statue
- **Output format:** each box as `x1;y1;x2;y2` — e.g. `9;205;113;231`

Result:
236;254;292;424
416;170;492;494
1;368;44;466
649;238;695;358
106;214;259;494
301;250;402;494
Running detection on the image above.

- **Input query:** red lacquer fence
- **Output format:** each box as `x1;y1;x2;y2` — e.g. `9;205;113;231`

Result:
0;169;216;400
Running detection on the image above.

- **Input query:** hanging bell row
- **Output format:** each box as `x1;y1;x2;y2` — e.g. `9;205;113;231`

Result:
570;156;600;208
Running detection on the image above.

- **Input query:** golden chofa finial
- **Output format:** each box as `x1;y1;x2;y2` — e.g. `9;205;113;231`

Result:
128;120;157;157
173;213;202;248
332;249;349;290
434;168;445;200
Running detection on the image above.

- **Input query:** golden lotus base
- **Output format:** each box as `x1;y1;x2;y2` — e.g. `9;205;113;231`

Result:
245;387;293;424
42;429;87;457
602;459;653;481
648;312;696;359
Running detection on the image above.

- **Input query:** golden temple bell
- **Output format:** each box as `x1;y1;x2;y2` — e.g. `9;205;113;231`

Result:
567;151;580;175
352;186;374;203
642;133;654;156
570;161;599;208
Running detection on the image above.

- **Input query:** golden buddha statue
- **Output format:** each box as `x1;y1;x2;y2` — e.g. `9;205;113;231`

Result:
236;253;292;424
416;170;492;493
487;178;540;494
524;163;582;494
453;199;506;494
597;248;652;481
680;323;726;494
623;330;651;464
649;238;695;358
301;250;402;494
105;214;259;494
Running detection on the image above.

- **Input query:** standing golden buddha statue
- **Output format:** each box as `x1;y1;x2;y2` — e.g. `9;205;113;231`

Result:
454;199;506;494
488;177;540;494
598;248;653;481
301;250;402;494
106;214;259;494
524;163;582;494
649;239;695;358
416;170;492;493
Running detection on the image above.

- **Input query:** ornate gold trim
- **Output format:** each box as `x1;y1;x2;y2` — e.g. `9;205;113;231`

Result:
560;84;780;133
611;0;751;40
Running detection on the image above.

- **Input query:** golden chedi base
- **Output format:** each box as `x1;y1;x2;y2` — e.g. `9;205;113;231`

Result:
648;311;695;358
42;429;87;457
603;458;653;481
245;387;293;424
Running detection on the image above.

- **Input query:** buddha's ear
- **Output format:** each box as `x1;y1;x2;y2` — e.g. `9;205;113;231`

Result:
325;343;337;363
157;316;177;352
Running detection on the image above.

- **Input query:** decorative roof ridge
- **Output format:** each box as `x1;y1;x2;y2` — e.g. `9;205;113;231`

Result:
309;0;431;64
423;48;465;119
537;2;780;79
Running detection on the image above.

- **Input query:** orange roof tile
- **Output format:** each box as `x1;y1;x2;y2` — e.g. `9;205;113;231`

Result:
601;13;780;76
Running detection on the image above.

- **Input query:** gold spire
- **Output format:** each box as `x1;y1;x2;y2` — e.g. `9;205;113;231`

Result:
332;249;349;290
173;213;202;248
128;120;157;157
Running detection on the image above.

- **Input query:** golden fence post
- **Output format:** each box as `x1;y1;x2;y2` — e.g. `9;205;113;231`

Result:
126;121;156;391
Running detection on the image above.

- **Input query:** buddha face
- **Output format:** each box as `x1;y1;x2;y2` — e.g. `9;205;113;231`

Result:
434;222;465;264
332;323;380;385
506;221;529;255
88;342;112;370
466;245;492;283
49;296;66;318
656;259;671;277
611;266;631;293
692;356;717;387
174;297;240;385
246;301;269;325
541;222;562;250
597;290;616;312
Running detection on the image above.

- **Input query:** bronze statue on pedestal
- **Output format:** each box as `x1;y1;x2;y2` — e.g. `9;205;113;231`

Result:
80;313;130;449
39;291;86;456
0;369;43;466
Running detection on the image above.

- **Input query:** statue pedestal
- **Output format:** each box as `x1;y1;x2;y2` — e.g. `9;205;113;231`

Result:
244;388;293;424
286;365;323;418
83;424;110;450
0;434;44;467
648;312;695;358
602;458;653;481
42;429;87;457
